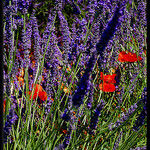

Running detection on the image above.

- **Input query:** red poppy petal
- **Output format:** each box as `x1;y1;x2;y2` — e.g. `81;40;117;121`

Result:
138;56;142;61
118;52;128;62
29;91;38;100
100;72;104;80
118;51;142;62
32;84;43;93
38;91;47;101
99;83;116;92
101;73;117;84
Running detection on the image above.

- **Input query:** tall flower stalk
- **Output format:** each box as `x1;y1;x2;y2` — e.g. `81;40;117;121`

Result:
96;3;122;58
72;51;97;107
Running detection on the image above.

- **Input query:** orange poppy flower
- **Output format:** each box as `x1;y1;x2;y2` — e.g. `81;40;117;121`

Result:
118;51;142;62
99;83;116;92
100;72;116;84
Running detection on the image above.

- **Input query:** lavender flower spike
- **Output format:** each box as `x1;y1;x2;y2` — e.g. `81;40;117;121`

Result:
4;101;18;143
133;87;147;131
55;125;72;149
62;109;71;122
72;51;97;107
88;100;105;135
96;3;123;56
109;103;138;130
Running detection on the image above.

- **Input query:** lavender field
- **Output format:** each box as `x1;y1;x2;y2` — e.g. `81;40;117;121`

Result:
3;0;147;149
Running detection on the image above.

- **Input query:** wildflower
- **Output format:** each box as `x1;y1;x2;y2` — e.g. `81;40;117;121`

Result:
109;103;137;130
61;129;67;134
99;83;116;92
62;109;71;122
130;146;147;150
72;2;80;15
113;131;123;150
87;83;94;109
89;100;105;134
100;72;116;84
133;87;147;131
33;84;43;93
72;51;96;107
58;11;71;64
17;76;24;86
55;125;72;149
96;5;122;56
28;84;43;99
22;22;32;67
3;100;18;143
62;125;72;148
27;84;47;103
38;91;47;102
114;67;121;85
118;51;142;62
31;12;42;63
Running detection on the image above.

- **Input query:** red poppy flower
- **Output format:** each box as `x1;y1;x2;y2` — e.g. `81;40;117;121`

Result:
33;84;43;92
29;91;38;100
118;51;142;62
29;84;44;100
100;72;116;84
99;83;116;92
38;91;47;101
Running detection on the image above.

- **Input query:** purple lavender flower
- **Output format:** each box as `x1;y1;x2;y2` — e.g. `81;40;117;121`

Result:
72;51;97;107
133;87;147;131
136;1;146;27
87;0;97;18
4;98;18;143
4;5;14;62
62;125;72;148
62;109;71;122
31;12;42;63
96;2;125;58
88;100;105;134
133;109;146;131
55;0;63;11
55;125;72;150
71;0;80;15
42;12;56;54
142;87;147;106
87;83;94;109
43;97;53;116
113;131;123;150
115;67;121;85
5;73;11;97
22;22;32;67
96;4;122;57
109;103;137;130
58;11;71;64
17;0;30;14
130;146;147;150
12;0;18;16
